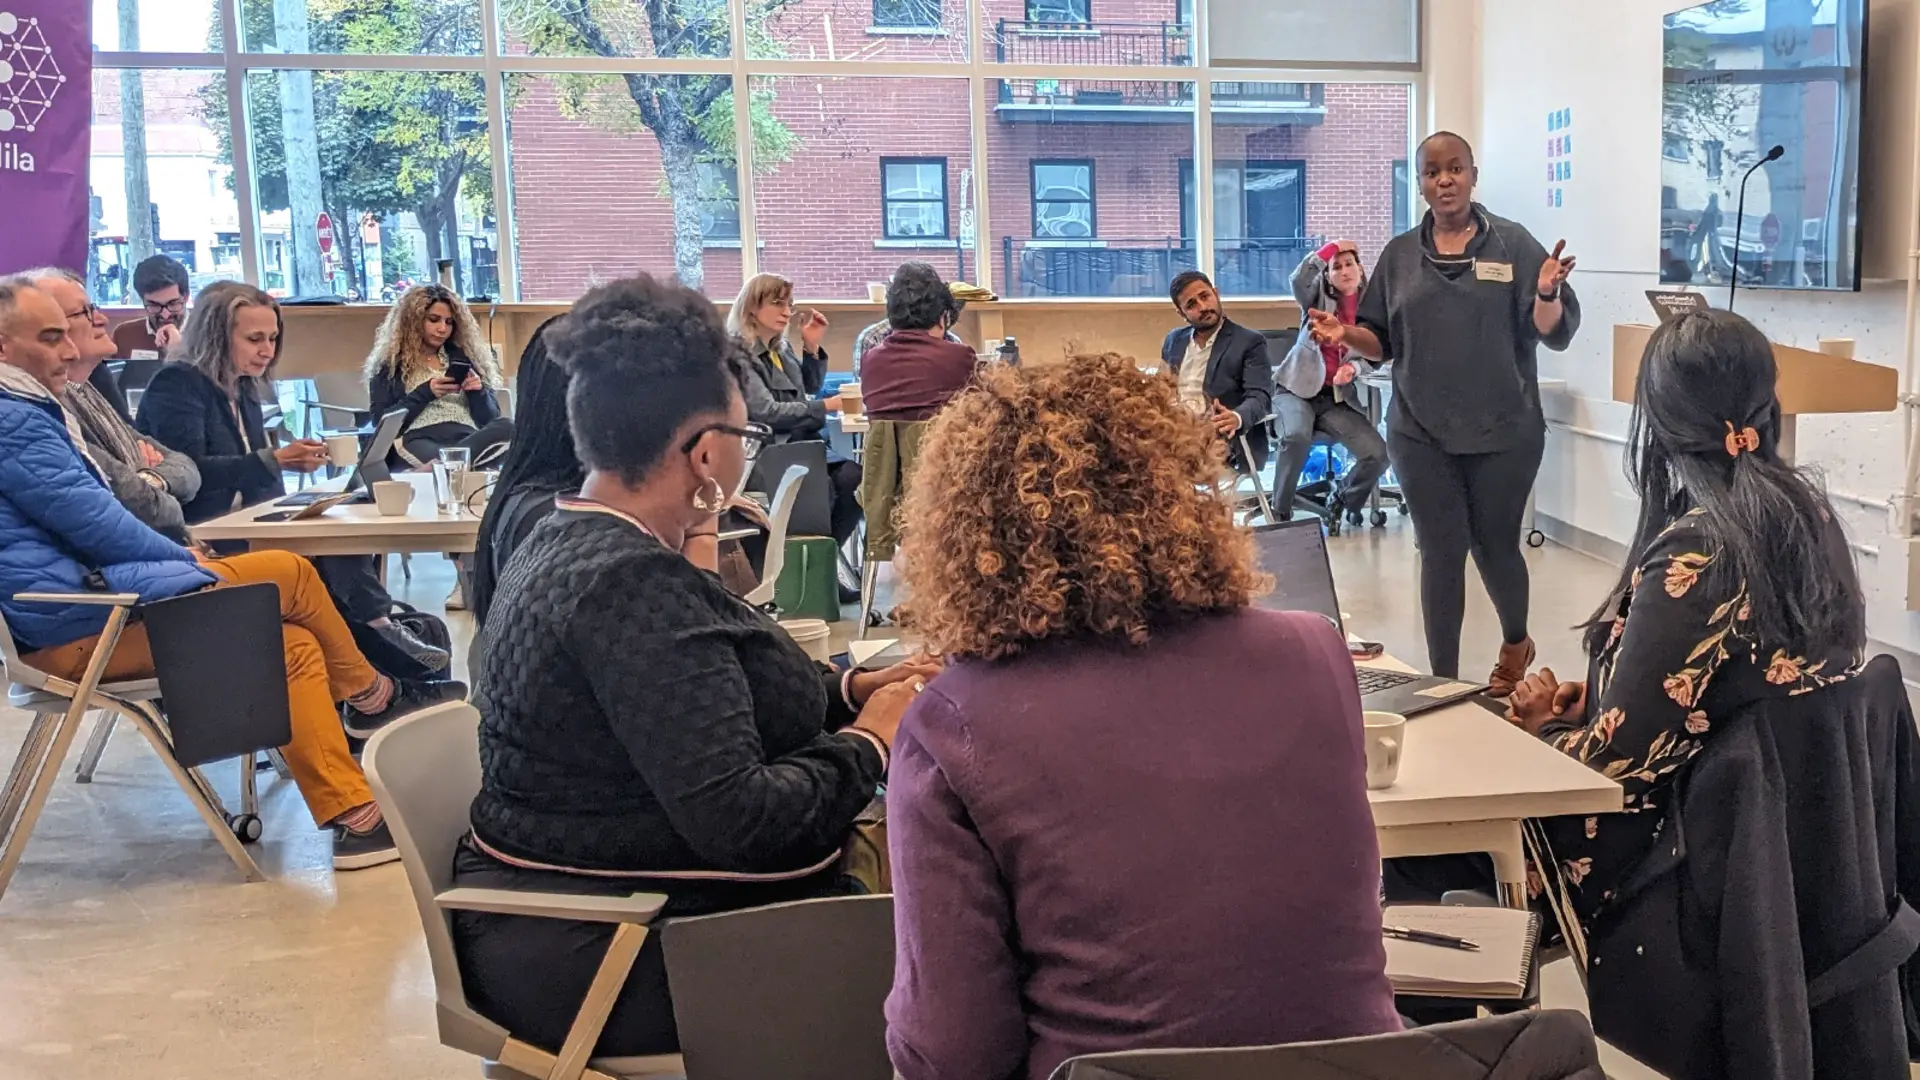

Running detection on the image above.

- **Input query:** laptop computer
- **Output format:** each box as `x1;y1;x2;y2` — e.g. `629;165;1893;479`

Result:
1251;519;1487;717
275;407;409;507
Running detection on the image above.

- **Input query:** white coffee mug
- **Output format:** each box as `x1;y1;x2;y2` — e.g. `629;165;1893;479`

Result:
778;618;834;664
456;469;493;509
1362;711;1407;790
371;479;415;516
325;434;361;469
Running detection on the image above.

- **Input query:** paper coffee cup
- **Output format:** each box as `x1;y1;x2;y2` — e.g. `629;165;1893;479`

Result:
778;618;834;664
326;434;361;468
371;480;415;516
840;381;864;417
456;469;493;508
1362;711;1407;790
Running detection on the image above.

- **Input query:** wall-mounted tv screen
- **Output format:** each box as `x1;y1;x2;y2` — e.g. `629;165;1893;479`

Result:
1660;0;1866;292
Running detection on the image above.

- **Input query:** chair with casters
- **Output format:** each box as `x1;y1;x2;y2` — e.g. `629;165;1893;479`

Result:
0;584;297;905
1231;422;1278;526
362;703;681;1080
743;465;807;611
662;894;896;1080
1049;1010;1605;1080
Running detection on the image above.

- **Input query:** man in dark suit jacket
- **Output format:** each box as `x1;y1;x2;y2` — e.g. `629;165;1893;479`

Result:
1163;271;1273;473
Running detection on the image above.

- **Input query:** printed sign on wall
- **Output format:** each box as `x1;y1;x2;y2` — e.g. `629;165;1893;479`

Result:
1546;108;1573;210
0;3;90;274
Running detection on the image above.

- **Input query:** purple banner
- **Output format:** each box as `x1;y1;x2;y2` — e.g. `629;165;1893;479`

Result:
0;1;90;274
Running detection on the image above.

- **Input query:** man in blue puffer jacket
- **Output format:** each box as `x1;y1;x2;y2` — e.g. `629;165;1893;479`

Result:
0;279;463;871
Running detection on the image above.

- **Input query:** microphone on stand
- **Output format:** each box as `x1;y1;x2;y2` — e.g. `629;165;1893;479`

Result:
1728;144;1785;313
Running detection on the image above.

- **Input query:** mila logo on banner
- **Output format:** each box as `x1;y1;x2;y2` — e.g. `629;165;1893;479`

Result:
0;9;65;174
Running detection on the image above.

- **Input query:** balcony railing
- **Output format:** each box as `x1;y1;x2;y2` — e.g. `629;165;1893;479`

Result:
993;20;1320;112
1002;236;1323;299
995;19;1195;67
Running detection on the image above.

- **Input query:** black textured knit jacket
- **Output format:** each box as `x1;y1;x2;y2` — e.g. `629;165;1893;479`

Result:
469;502;885;877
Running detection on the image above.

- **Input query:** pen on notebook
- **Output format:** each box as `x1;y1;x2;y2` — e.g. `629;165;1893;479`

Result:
1383;926;1481;951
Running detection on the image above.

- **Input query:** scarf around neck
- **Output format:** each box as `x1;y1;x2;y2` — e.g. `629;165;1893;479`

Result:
0;363;107;477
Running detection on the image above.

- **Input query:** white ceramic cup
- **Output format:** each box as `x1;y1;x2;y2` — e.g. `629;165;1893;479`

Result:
1362;711;1407;790
325;434;361;468
456;469;493;509
867;282;887;303
778;618;834;664
371;479;415;516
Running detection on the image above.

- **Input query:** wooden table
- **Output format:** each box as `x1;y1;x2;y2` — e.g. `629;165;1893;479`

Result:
855;639;1621;911
1362;651;1621;909
192;473;481;557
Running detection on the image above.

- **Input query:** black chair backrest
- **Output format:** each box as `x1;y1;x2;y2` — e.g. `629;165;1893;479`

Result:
1259;326;1301;355
663;894;895;1080
1054;1010;1603;1080
749;440;832;539
140;583;293;767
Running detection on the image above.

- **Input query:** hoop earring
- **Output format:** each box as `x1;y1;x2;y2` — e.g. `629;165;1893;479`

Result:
692;477;726;514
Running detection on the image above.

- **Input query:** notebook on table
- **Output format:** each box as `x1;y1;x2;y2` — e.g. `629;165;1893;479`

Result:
1382;905;1542;1000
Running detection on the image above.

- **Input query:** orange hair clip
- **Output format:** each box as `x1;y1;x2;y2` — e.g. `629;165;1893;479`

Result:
1724;422;1760;457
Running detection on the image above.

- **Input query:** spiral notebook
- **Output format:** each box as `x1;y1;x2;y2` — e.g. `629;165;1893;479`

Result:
1382;905;1542;999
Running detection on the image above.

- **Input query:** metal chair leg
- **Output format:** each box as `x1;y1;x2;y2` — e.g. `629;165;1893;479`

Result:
120;700;263;884
0;607;136;905
238;753;259;818
266;748;292;780
74;710;118;783
856;558;882;642
0;712;63;859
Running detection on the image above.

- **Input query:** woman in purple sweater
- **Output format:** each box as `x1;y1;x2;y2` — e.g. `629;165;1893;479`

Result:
885;353;1401;1080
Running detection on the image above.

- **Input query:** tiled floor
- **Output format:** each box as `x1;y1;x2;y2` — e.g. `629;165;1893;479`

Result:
0;527;1658;1079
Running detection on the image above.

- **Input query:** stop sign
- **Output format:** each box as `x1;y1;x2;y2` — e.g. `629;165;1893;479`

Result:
316;212;335;255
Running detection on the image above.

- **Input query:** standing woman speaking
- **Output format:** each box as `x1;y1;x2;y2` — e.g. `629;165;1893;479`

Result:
1310;132;1579;693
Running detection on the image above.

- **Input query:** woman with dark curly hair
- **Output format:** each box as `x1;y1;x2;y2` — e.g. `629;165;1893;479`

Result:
452;274;937;1059
883;354;1400;1080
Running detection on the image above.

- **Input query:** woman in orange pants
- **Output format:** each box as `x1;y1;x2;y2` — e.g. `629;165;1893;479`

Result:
23;550;462;870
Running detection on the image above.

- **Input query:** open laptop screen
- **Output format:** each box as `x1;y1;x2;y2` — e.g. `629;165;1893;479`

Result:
1250;520;1343;634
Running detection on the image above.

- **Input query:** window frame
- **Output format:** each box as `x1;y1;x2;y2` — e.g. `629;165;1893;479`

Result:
1030;159;1097;240
697;161;744;244
880;157;953;241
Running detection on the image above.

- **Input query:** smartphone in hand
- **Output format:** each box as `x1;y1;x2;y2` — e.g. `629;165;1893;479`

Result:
444;357;474;384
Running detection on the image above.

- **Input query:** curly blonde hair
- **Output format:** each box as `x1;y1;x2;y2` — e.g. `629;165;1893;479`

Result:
898;353;1267;661
365;285;500;385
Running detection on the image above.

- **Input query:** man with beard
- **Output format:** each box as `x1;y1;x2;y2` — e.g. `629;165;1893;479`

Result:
1161;270;1274;475
112;254;191;361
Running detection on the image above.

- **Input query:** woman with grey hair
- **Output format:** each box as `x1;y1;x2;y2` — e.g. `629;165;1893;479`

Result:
137;282;447;670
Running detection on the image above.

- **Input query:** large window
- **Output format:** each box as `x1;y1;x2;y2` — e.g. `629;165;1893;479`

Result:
882;159;951;241
89;69;242;305
91;0;1413;303
506;73;744;301
751;76;973;298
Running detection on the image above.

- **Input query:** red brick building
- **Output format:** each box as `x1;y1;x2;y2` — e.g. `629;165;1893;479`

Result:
507;0;1412;301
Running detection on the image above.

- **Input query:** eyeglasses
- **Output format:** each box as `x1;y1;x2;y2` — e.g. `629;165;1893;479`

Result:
63;303;101;323
143;297;187;316
682;421;774;461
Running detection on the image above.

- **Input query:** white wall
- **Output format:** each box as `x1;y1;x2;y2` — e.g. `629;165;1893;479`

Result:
1474;0;1920;655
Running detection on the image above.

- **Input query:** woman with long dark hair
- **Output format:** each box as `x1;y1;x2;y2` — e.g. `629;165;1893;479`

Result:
470;317;578;628
1503;308;1864;930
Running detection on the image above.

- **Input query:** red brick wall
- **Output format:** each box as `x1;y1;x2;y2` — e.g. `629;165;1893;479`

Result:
506;45;1409;301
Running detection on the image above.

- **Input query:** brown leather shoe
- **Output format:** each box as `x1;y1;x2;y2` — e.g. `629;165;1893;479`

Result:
1488;637;1536;698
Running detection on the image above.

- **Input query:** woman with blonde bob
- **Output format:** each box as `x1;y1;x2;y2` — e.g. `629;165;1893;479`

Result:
727;272;862;547
365;284;512;470
883;355;1400;1080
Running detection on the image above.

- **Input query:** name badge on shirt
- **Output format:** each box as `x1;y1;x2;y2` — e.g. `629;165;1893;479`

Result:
129;349;160;360
1474;261;1514;283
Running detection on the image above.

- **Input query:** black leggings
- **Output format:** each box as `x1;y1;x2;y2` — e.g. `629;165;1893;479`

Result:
1387;426;1545;678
